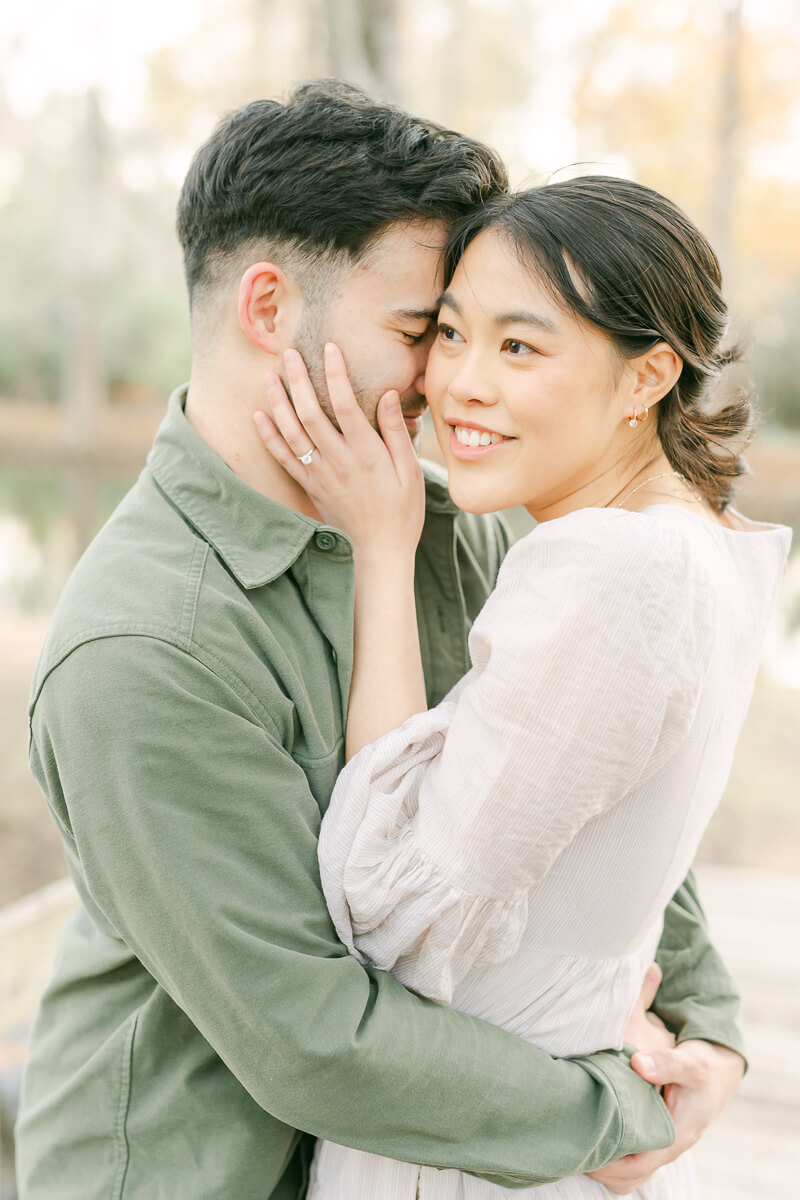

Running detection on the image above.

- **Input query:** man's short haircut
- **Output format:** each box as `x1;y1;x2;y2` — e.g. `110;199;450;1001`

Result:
176;79;509;306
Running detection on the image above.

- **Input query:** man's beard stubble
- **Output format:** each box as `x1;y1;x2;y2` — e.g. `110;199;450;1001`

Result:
290;330;377;432
290;312;425;446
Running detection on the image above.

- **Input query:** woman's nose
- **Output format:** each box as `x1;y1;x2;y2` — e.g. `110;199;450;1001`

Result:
447;356;498;406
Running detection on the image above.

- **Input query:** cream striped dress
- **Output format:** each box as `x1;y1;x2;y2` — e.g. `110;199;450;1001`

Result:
310;505;790;1200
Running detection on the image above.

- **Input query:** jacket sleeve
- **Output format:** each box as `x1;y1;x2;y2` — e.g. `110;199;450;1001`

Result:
655;872;746;1063
29;633;675;1188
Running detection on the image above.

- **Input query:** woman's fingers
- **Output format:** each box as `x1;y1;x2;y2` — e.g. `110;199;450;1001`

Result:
260;349;419;497
376;390;419;483
261;371;321;460
323;343;383;454
252;409;312;485
283;348;347;458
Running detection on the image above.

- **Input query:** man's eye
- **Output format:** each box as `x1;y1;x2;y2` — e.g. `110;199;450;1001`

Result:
504;338;536;356
401;330;427;344
437;323;463;343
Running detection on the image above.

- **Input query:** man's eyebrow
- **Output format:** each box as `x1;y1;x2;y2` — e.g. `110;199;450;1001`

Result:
389;306;439;322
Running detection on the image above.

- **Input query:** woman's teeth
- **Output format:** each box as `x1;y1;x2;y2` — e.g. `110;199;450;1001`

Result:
453;425;505;447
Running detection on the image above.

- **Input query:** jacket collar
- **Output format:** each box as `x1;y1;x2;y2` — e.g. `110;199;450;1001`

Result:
147;386;457;590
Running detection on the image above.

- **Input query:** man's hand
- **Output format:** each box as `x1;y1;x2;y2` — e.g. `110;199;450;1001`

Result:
622;964;675;1057
587;1039;745;1194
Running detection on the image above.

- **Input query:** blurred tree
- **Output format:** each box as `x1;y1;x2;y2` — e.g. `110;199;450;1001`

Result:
709;0;743;272
323;0;401;98
61;90;107;453
571;0;800;426
1;0;799;435
753;285;800;429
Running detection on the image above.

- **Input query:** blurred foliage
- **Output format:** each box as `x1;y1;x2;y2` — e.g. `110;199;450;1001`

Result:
0;0;798;426
753;286;800;429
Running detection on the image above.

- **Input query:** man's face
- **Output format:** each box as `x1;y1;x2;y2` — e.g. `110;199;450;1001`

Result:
294;220;447;444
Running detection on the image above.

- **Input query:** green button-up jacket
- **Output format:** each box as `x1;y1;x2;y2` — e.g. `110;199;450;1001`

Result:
17;389;744;1199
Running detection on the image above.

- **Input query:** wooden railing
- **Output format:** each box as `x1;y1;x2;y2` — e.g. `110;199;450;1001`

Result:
0;877;78;1038
0;877;78;1198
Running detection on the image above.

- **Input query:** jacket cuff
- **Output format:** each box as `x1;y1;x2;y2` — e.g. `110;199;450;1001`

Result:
674;1019;748;1073
580;1048;676;1161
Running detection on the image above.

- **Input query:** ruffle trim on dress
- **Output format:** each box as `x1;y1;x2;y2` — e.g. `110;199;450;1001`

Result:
319;706;529;1006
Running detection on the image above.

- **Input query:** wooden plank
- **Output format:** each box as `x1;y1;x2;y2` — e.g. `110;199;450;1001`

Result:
0;866;798;1196
692;864;800;1198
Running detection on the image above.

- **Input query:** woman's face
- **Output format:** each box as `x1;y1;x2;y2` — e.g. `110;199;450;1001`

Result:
425;228;640;520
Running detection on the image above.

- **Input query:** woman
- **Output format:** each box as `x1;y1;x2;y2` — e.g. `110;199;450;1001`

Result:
253;177;790;1198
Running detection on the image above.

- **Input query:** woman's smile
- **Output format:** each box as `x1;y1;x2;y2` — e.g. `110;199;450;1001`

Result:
447;417;515;459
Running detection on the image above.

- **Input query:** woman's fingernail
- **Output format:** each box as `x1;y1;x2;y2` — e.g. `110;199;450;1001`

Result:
324;342;338;359
637;1056;655;1075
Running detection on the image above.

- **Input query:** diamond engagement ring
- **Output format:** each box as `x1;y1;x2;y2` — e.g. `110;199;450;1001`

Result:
298;448;316;465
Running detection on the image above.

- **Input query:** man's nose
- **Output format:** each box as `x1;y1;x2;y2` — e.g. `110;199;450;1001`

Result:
414;336;436;397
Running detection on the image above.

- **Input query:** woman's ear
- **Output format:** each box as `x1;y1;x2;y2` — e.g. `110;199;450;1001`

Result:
237;262;303;355
630;342;683;412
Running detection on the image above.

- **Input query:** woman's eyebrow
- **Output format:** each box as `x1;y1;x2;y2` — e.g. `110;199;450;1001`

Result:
437;292;558;334
437;291;461;313
496;309;558;333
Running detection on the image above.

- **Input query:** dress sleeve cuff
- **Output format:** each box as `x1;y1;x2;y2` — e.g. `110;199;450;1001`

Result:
319;709;531;1005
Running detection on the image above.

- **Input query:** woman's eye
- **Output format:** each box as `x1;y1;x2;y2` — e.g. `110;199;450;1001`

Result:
504;338;536;356
437;323;463;343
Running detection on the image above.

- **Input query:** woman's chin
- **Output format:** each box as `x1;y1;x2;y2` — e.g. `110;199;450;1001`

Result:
445;476;509;516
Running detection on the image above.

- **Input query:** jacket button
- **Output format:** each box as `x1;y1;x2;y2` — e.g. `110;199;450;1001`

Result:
315;531;336;551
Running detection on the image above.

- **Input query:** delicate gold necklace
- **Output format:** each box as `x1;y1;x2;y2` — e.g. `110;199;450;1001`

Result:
611;471;690;509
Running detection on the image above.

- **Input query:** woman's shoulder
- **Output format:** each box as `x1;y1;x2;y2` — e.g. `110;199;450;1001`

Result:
500;505;707;593
484;505;723;660
471;505;718;698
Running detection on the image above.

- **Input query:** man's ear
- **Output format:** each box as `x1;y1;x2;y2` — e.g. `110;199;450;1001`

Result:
237;262;302;354
629;342;683;412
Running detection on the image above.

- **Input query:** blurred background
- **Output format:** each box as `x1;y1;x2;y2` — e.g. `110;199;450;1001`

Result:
0;1;798;1196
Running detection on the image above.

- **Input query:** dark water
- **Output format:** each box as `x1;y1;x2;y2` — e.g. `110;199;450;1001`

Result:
0;464;138;612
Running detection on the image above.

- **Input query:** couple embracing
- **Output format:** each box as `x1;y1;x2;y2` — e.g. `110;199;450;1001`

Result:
17;80;789;1199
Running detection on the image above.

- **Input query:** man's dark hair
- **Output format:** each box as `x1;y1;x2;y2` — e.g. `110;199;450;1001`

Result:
177;79;508;304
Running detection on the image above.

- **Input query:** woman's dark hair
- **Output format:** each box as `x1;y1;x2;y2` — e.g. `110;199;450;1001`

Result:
177;78;508;300
443;176;754;511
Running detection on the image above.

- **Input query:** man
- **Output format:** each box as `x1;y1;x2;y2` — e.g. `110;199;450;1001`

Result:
17;81;744;1199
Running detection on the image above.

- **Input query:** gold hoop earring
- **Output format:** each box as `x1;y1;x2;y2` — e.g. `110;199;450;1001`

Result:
628;405;649;429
